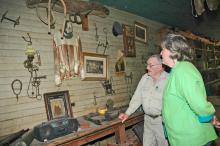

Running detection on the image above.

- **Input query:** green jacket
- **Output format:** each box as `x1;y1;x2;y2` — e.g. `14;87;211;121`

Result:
163;61;217;146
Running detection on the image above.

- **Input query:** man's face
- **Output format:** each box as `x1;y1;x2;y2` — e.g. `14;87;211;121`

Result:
146;57;162;76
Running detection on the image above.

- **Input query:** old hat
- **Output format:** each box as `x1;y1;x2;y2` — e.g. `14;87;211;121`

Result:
112;21;123;37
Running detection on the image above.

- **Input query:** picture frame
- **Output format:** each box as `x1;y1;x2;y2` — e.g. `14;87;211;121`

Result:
134;21;148;44
82;52;108;81
44;90;73;121
122;24;136;57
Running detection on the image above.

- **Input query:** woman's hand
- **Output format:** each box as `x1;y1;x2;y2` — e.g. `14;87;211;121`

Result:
212;115;220;128
118;113;129;123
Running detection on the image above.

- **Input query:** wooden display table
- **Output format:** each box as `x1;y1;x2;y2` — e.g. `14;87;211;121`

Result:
45;112;144;146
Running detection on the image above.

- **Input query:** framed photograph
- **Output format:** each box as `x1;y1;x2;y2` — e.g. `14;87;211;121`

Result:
134;21;148;44
82;52;108;81
44;90;73;121
123;24;136;57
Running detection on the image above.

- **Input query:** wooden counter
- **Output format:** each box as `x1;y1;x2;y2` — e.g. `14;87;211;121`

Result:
44;112;144;146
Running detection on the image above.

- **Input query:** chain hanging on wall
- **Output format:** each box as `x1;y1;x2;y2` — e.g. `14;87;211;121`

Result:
22;33;46;100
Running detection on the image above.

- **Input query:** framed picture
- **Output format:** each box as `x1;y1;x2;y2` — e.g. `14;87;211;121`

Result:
123;24;136;57
82;52;108;81
44;90;73;121
134;21;148;44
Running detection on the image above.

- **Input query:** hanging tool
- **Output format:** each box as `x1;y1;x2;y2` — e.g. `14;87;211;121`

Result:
11;79;22;101
96;27;110;54
1;11;20;27
94;23;99;41
103;28;109;54
100;76;115;95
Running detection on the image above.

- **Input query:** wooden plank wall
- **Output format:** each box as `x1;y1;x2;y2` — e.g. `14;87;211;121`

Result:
0;0;165;137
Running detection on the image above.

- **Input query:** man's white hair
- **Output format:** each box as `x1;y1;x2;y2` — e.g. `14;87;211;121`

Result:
148;54;162;64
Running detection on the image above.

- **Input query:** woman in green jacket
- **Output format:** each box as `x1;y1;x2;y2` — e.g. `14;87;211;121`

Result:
160;33;217;146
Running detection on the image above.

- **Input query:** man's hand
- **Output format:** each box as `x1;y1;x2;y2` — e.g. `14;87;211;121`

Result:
118;113;129;123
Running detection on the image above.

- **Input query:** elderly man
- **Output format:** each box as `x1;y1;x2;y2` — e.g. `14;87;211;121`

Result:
119;54;169;146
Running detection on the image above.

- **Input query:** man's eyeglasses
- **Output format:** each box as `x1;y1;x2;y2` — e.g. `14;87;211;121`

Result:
146;64;160;68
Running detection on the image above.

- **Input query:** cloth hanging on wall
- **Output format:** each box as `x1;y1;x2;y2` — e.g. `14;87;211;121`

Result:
53;31;82;86
115;49;126;73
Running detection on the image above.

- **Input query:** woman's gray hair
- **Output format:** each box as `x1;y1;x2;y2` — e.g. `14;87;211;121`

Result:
148;54;162;64
161;33;193;61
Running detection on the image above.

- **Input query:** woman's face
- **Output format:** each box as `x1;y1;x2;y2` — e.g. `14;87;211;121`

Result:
160;48;173;67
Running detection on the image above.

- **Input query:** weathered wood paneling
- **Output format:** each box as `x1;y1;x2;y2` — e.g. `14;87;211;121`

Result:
0;0;165;137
